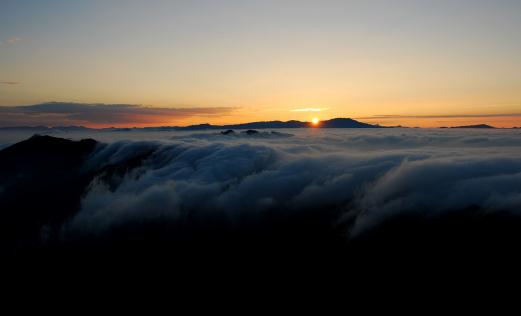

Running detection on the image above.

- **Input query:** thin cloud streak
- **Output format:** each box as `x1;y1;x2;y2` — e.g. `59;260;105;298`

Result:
6;37;21;44
0;37;21;45
0;102;238;127
290;108;328;112
0;81;20;85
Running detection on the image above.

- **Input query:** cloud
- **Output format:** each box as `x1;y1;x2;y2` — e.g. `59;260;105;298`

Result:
349;156;521;237
6;37;20;44
0;81;20;85
58;128;521;241
0;37;21;46
2;127;521;255
290;108;328;112
0;102;237;127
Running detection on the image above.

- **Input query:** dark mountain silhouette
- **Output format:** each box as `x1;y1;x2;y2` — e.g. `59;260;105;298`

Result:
0;135;97;251
0;135;155;254
177;117;380;130
450;124;495;129
319;118;378;128
1;120;516;131
0;117;382;131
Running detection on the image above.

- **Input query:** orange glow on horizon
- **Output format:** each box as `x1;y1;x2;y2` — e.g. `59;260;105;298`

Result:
80;114;521;129
359;115;521;128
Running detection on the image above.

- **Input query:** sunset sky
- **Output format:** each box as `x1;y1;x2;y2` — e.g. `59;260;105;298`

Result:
1;0;520;127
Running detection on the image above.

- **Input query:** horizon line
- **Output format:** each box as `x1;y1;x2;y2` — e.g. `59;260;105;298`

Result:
1;117;520;129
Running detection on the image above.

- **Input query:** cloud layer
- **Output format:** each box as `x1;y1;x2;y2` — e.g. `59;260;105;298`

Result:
59;128;521;242
0;102;237;127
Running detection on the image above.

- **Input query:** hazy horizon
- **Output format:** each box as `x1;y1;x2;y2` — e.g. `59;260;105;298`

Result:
0;101;519;129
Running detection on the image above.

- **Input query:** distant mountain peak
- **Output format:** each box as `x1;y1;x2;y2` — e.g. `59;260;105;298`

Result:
450;124;495;129
0;117;385;131
176;117;382;130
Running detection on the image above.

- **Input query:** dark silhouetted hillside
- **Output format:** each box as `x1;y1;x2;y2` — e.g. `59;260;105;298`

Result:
0;135;97;251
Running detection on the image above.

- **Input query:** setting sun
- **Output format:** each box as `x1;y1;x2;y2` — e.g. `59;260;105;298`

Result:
311;118;320;126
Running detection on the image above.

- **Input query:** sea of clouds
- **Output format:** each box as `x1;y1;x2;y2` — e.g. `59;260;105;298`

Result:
2;128;521;241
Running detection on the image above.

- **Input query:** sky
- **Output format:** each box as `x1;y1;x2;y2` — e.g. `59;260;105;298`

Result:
0;0;520;127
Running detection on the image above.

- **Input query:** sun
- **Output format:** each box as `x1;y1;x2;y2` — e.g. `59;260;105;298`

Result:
311;117;320;126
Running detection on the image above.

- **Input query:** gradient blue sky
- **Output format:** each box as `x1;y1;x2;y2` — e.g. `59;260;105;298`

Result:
1;0;520;127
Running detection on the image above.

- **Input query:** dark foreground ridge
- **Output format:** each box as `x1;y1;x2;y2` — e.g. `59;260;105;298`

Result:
2;135;521;277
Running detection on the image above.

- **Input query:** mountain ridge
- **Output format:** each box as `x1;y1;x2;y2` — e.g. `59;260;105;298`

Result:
0;117;383;131
449;124;495;129
0;119;507;131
